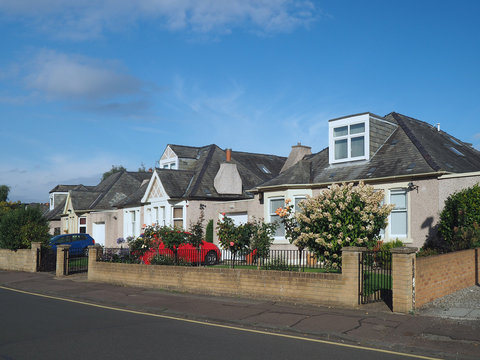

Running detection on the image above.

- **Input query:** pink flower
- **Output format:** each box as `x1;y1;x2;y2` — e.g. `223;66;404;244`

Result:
230;241;234;247
222;212;226;216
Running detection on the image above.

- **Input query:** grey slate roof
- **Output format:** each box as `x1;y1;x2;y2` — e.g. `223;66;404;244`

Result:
44;199;66;221
153;144;286;201
53;171;152;212
49;184;92;193
169;144;201;159
257;112;480;189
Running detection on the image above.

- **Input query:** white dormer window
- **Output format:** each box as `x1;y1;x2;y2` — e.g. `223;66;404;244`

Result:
329;114;370;164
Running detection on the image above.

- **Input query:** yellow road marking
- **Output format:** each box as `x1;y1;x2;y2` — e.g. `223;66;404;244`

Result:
0;285;441;360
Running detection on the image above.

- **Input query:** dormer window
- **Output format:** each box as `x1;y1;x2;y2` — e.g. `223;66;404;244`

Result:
329;113;370;164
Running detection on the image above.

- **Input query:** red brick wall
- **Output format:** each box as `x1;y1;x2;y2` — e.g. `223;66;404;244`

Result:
416;248;479;308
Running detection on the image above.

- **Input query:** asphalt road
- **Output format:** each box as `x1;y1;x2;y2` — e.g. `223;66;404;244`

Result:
0;288;432;360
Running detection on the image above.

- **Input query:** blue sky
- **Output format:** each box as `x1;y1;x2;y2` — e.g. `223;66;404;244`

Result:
1;0;479;203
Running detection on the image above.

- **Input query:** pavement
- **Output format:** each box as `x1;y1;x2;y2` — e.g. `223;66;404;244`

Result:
1;270;479;360
418;286;480;321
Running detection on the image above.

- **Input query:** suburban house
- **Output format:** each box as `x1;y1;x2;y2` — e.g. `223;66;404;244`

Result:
109;144;287;247
45;185;94;235
252;112;480;249
43;112;480;251
46;171;152;246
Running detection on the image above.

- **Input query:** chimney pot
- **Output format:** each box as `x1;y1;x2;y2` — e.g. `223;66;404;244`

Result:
226;148;232;162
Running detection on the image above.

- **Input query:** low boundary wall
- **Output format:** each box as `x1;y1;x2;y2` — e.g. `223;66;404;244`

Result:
88;247;364;308
416;248;479;308
0;242;41;272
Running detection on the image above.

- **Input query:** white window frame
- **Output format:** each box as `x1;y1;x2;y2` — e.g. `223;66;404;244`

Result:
293;196;306;213
269;197;285;239
388;189;408;239
78;217;87;234
172;206;184;229
329;114;370;164
123;208;141;238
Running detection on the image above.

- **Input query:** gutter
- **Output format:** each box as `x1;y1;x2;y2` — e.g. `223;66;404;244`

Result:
439;171;480;179
250;171;449;193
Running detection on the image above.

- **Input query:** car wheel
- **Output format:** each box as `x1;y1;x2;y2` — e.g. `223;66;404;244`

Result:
204;251;218;265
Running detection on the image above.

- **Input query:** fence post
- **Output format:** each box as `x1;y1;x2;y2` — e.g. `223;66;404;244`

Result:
31;242;42;272
56;245;70;277
391;247;417;313
341;247;366;307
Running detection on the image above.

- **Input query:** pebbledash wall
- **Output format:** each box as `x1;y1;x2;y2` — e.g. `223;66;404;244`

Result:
88;247;363;308
0;242;41;272
415;248;479;308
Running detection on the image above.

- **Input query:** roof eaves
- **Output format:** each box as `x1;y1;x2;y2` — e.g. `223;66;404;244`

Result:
251;171;449;193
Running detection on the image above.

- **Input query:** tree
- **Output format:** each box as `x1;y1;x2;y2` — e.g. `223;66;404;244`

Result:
102;165;126;181
138;163;147;172
205;219;214;243
0;206;50;250
438;184;480;252
287;182;394;270
0;185;9;202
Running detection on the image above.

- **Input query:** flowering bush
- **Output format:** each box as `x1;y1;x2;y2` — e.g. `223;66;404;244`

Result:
275;199;302;248
216;214;277;263
217;214;252;256
283;182;394;269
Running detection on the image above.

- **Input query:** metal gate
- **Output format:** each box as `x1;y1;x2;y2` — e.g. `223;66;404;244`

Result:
37;248;56;272
359;250;392;309
64;247;88;275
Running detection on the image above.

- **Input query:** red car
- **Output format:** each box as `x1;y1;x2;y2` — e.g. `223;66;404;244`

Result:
141;240;221;265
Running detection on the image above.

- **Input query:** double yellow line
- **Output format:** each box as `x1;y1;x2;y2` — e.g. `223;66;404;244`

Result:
0;285;441;360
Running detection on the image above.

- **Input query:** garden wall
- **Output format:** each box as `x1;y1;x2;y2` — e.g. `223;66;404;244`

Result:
88;247;362;308
0;242;40;272
415;248;479;308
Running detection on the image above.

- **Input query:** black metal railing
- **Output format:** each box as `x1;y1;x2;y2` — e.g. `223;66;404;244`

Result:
65;247;88;275
359;250;392;309
98;247;339;272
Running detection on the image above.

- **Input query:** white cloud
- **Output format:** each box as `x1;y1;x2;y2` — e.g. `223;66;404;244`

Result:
0;155;116;203
25;50;143;100
0;0;318;39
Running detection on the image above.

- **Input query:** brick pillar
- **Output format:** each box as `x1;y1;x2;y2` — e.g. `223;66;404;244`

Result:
88;245;101;280
341;247;365;307
56;245;70;277
31;242;42;272
391;247;417;313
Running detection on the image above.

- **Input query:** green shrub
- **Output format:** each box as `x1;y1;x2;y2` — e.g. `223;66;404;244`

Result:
262;258;296;271
416;248;440;258
150;254;191;266
0;206;50;250
439;184;480;251
205;219;214;243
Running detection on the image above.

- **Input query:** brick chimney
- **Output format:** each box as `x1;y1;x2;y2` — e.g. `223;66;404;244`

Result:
280;142;312;173
226;148;232;162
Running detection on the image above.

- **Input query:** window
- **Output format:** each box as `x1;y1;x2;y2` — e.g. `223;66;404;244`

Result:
130;211;137;235
294;197;306;213
173;207;183;229
146;208;152;225
160;206;166;225
79;217;87;233
269;198;285;237
390;189;407;237
333;122;366;161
